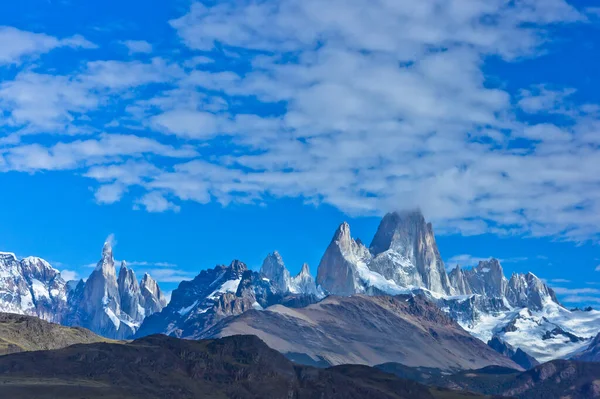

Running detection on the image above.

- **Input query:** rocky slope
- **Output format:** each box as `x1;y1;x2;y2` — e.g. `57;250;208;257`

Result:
573;332;600;362
0;243;166;339
487;337;539;370
0;312;108;356
0;334;494;399
201;294;521;371
381;360;600;399
136;260;282;338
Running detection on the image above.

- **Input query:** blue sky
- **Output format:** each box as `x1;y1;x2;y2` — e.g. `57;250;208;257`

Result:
0;0;599;305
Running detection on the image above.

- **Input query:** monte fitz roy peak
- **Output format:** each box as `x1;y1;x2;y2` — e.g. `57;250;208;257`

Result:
0;242;166;339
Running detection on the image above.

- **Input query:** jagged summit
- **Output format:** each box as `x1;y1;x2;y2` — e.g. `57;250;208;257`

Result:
317;221;372;296
317;209;452;296
261;252;323;297
95;241;115;273
369;209;425;255
298;263;310;276
260;252;290;293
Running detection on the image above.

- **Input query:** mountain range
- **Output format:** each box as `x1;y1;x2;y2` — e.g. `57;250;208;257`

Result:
0;243;166;339
1;210;599;371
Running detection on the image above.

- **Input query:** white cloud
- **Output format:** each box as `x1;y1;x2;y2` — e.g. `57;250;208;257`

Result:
136;191;181;213
105;233;117;248
1;0;600;243
126;261;177;267
60;269;80;281
121;40;153;54
595;265;600;271
446;254;493;268
550;279;571;283
139;268;195;283
0;134;197;172
0;26;94;65
552;287;600;295
94;183;127;204
562;296;600;304
446;254;527;268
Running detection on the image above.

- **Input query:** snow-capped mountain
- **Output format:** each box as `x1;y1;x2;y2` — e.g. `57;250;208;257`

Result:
136;260;285;338
315;210;600;363
66;242;167;339
0;252;68;323
316;212;454;296
289;263;322;297
260;252;323;297
369;211;453;295
0;243;166;339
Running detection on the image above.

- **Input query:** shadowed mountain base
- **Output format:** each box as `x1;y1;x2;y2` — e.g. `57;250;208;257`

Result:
0;334;500;399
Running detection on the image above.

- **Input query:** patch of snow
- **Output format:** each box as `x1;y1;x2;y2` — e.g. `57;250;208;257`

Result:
178;300;199;316
31;279;50;300
207;278;242;300
460;301;600;363
104;307;121;329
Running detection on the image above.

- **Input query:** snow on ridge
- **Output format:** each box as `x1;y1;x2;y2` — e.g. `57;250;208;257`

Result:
207;278;242;300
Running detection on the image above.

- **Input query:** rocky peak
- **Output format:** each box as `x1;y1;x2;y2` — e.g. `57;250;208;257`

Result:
20;257;61;282
370;210;425;256
505;272;558;310
95;241;116;277
463;259;507;298
260;251;291;293
0;252;68;323
298;263;311;277
229;260;247;275
290;263;323;297
317;222;371;296
140;273;167;315
118;261;142;321
369;210;453;295
449;265;472;295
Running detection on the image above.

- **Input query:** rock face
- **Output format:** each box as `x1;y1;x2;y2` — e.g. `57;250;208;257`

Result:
261;252;323;297
289;263;322;296
0;253;68;323
487;336;540;370
67;242;167;339
201;294;521;371
316;222;373;296
140;273;167;315
259;252;291;292
0;244;166;340
450;260;556;311
448;266;472;295
369;211;453;295
574;332;600;362
137;260;282;338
